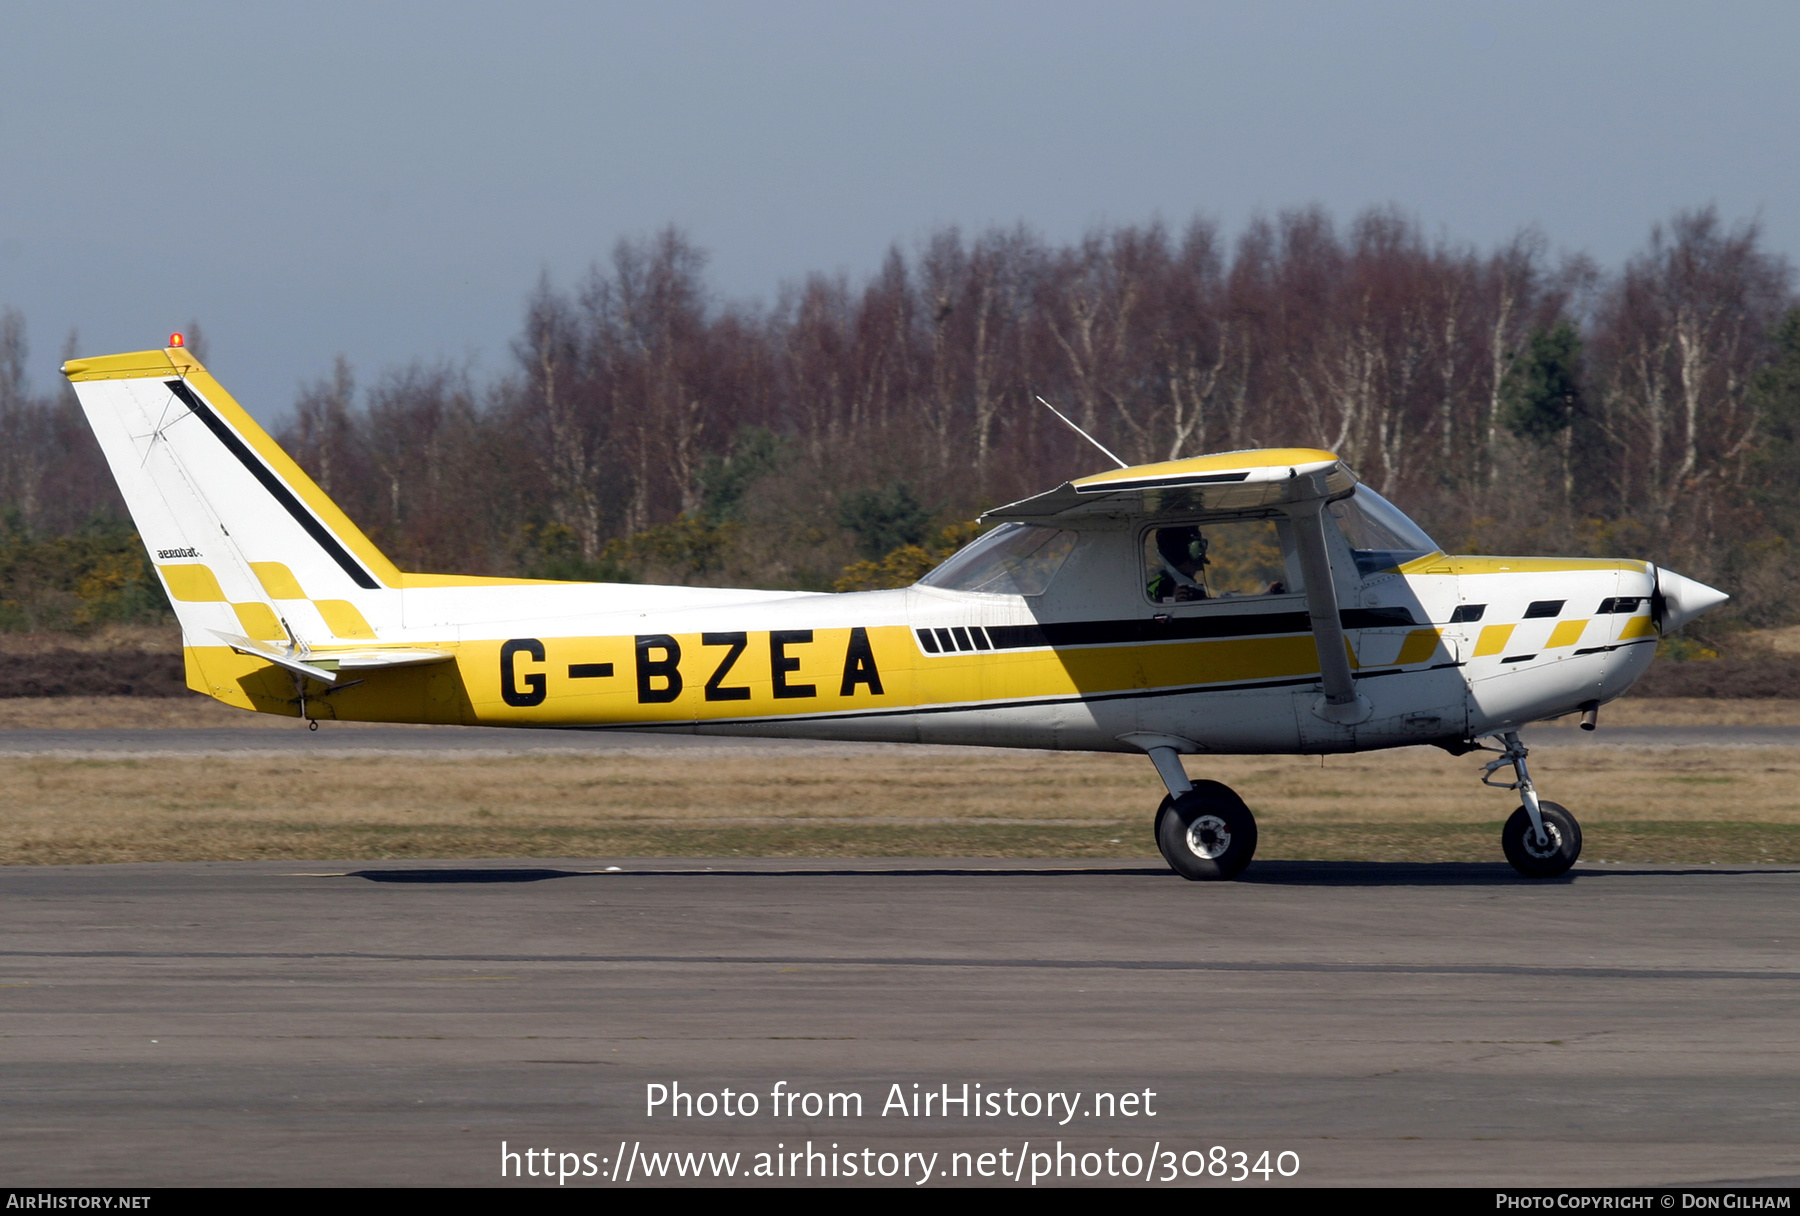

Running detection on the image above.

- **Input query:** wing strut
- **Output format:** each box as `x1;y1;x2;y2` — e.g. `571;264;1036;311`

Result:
1288;489;1370;723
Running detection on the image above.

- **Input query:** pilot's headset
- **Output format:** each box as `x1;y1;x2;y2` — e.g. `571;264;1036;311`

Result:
1157;527;1208;571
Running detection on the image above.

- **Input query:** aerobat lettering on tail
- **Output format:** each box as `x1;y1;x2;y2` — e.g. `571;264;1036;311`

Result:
63;340;1730;880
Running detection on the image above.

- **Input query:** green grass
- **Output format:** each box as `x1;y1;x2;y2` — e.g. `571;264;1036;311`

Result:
9;817;1792;866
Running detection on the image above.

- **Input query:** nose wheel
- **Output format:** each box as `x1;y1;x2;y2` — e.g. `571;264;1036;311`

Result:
1482;731;1583;878
1501;801;1582;878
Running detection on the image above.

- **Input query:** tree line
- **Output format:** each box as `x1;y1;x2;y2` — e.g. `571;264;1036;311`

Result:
3;205;1798;633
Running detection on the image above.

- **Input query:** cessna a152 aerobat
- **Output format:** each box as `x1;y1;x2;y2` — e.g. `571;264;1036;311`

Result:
65;338;1731;881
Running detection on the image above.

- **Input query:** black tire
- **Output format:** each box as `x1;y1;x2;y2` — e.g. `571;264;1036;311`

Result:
1153;793;1175;867
1156;782;1258;881
1501;801;1582;878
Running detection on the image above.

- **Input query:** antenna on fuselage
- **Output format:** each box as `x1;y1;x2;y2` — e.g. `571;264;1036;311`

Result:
1035;395;1128;469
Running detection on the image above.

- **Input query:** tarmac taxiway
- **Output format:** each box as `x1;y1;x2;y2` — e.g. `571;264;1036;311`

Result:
2;855;1797;1186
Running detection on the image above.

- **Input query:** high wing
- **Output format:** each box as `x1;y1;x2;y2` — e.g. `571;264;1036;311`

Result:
985;447;1355;522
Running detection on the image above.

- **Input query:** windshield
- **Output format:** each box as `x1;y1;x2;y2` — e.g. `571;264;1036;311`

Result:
1327;487;1440;576
918;524;1077;596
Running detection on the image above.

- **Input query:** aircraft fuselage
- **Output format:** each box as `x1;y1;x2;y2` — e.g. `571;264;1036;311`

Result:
180;546;1660;756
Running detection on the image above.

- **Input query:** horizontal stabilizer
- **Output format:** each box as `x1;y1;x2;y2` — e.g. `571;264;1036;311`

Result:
312;648;457;672
210;631;340;683
209;630;453;683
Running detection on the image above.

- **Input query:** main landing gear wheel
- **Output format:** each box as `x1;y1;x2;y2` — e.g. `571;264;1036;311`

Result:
1156;782;1258;881
1502;800;1582;878
1154;794;1175;867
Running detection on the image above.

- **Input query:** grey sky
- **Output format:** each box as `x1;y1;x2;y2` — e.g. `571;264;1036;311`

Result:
2;1;1795;421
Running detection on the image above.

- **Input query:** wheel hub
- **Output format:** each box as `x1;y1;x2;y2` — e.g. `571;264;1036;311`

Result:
1522;821;1563;859
1185;814;1232;859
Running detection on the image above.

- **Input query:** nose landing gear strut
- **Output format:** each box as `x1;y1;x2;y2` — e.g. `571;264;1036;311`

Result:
1481;731;1583;878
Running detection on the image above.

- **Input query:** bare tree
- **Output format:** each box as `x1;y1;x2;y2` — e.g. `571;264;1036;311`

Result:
1591;209;1792;531
289;356;357;497
15;206;1800;616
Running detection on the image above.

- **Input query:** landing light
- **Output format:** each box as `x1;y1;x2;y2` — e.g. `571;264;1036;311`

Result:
168;333;184;348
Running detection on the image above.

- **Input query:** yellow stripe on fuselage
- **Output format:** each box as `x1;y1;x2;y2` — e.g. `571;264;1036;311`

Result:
1472;624;1516;657
1544;619;1588;649
181;623;1413;726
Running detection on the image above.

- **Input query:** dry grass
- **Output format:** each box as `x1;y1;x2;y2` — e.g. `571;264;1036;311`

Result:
0;696;302;730
8;694;1800;730
1547;698;1800;726
1750;625;1800;655
4;745;1799;866
0;626;182;656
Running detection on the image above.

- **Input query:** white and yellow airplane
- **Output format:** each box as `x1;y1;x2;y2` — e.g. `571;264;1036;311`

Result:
64;339;1730;881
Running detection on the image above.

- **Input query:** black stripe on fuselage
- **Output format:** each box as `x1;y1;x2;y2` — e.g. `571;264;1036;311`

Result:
979;606;1417;651
165;379;381;589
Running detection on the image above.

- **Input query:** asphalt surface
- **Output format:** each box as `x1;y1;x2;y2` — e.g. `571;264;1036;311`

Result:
1;723;1797;755
3;857;1798;1187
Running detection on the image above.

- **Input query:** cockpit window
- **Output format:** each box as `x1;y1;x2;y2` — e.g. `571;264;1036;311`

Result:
918;523;1077;596
1144;518;1298;603
1327;487;1440;576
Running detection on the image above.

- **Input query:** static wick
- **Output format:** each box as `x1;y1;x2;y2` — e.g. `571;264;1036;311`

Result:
1035;396;1127;469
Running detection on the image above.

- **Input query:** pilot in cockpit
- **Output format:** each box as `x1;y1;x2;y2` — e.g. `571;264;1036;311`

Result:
1147;526;1210;602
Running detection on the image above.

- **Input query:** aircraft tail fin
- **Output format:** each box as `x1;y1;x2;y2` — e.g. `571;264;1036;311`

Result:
62;343;404;653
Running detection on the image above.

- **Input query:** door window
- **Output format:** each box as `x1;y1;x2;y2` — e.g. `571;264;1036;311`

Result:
1143;519;1298;604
